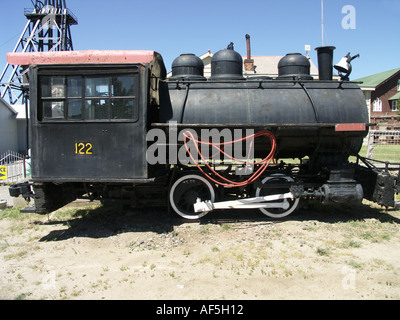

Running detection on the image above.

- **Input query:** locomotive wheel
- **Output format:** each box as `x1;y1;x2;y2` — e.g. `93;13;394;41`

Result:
169;174;215;220
255;174;299;219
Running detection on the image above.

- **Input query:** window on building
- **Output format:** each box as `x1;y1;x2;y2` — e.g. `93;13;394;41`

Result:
398;79;400;91
391;100;398;112
39;72;138;121
372;98;382;112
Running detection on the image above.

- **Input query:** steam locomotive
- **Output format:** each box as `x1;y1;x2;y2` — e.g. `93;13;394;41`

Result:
7;41;399;219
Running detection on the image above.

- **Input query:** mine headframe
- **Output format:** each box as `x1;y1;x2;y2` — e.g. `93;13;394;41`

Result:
0;0;78;104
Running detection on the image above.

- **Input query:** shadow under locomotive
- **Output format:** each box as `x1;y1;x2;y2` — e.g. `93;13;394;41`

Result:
38;201;400;242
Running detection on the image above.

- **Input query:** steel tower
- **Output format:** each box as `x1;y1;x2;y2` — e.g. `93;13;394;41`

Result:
0;0;78;104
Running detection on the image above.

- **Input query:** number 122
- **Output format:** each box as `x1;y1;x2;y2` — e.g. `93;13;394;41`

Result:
75;142;93;155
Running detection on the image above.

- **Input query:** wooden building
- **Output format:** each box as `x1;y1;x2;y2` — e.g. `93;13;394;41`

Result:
355;68;400;129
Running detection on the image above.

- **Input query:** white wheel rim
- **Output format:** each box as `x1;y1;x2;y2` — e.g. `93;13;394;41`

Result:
255;174;299;218
169;174;215;220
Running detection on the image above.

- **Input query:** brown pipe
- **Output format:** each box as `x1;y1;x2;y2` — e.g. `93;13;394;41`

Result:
245;34;251;60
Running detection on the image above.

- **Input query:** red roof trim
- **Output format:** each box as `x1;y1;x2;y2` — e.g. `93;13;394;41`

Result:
7;50;157;66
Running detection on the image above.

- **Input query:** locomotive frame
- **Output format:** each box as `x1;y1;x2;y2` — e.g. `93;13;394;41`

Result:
7;47;399;219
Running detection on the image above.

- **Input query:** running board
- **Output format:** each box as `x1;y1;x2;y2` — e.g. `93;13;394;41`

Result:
194;192;294;213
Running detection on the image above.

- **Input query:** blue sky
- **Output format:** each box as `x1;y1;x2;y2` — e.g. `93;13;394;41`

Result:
1;0;399;80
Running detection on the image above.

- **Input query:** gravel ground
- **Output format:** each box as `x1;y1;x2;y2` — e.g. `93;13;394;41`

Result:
0;185;399;301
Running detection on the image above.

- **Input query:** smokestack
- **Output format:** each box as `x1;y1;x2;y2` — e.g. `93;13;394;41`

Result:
315;46;336;80
244;34;255;72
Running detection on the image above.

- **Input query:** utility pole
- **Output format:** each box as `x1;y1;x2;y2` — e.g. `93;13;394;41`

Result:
321;0;324;46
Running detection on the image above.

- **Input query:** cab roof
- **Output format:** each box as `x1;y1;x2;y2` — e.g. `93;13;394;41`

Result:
7;50;160;66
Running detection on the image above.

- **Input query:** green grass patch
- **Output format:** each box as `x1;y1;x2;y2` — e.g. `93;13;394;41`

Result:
316;247;329;256
0;207;40;221
357;144;400;163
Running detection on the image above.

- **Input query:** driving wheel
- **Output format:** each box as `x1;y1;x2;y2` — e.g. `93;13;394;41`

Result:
169;174;215;219
255;174;299;218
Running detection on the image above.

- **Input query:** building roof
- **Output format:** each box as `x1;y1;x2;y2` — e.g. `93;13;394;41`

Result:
12;104;29;119
389;92;400;101
0;96;17;115
244;55;319;77
354;68;400;89
199;51;213;60
245;56;282;76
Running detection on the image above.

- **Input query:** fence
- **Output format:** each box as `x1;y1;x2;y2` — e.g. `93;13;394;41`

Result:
363;130;400;169
0;151;29;184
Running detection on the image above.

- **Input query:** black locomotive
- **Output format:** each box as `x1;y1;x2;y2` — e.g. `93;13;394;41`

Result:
8;43;399;219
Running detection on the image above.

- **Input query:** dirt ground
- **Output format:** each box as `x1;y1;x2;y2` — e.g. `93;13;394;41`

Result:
0;194;400;301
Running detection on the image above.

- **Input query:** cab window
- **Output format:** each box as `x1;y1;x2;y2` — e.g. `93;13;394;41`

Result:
39;72;138;121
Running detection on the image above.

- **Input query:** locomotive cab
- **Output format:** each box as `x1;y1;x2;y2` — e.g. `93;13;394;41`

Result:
7;50;166;213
